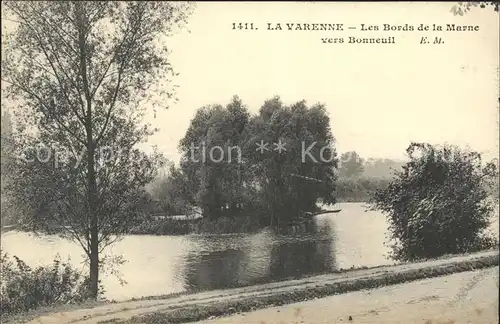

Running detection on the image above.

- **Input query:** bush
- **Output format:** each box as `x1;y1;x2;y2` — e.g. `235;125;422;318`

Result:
370;143;499;262
128;217;192;235
128;213;263;235
0;251;92;315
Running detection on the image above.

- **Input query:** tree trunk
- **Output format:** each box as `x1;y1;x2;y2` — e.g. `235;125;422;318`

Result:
77;2;99;299
89;223;99;298
87;139;99;299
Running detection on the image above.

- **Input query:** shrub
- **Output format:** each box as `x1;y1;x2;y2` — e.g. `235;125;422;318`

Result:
0;251;92;315
128;217;192;235
370;143;499;262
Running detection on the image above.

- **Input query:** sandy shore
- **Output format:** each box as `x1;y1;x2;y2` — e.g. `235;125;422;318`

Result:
197;266;499;324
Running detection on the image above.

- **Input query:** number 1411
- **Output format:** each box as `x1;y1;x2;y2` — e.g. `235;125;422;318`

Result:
232;23;256;30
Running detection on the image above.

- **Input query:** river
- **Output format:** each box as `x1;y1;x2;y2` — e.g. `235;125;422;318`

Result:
2;202;495;301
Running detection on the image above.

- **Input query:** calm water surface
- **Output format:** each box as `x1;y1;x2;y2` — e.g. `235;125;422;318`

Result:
0;203;410;300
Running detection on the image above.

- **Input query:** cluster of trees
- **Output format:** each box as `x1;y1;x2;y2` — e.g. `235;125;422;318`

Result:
152;96;337;228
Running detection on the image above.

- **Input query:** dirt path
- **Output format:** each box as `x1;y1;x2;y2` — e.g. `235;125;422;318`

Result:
197;266;499;324
26;250;498;324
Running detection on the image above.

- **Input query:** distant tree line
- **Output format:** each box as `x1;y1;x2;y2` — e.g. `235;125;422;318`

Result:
335;177;391;203
334;151;404;202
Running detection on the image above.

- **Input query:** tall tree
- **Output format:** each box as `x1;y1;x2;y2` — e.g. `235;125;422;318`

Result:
179;96;250;219
244;97;337;226
2;1;192;298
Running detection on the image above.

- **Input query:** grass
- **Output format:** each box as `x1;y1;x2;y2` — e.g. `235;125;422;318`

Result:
116;253;499;324
0;299;108;324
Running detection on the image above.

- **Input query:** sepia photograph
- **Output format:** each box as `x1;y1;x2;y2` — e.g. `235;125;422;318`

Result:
1;1;499;323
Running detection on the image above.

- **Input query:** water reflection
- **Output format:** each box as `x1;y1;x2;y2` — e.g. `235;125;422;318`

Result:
183;221;337;291
1;203;393;301
268;238;335;279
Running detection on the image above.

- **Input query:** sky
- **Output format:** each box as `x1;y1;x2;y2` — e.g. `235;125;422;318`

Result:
2;2;499;164
140;2;499;164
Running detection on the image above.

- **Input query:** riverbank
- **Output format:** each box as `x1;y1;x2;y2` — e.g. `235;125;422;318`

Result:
14;249;498;324
1;204;354;236
198;266;499;324
7;213;324;237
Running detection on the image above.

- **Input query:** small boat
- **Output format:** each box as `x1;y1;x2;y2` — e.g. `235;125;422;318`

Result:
311;209;341;216
303;207;342;217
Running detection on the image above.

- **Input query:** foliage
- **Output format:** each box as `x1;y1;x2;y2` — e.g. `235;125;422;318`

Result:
179;96;252;220
242;97;338;226
0;251;95;315
1;109;18;227
128;217;192;236
451;2;499;15
2;1;193;297
150;165;197;217
370;142;499;261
